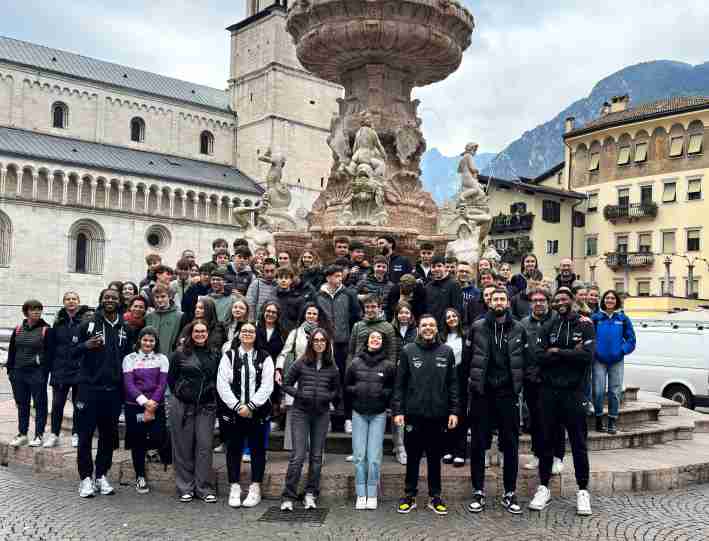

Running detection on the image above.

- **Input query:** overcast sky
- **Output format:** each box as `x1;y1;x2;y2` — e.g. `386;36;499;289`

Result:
3;1;709;155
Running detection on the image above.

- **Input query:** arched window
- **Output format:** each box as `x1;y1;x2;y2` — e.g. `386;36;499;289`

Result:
52;102;68;129
200;131;214;155
68;219;105;274
0;210;12;267
130;117;145;143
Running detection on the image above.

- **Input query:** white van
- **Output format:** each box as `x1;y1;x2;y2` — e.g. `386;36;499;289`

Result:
624;319;709;409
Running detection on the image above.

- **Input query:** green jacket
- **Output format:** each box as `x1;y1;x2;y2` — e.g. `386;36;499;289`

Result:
145;304;183;355
348;316;396;366
210;293;235;324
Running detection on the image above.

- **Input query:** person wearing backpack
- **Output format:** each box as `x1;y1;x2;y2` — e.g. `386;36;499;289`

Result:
7;299;52;448
217;321;274;509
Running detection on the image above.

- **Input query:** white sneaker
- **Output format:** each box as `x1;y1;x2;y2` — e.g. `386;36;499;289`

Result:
345;455;353;462
524;456;539;470
135;476;149;494
243;453;251;463
71;434;79;448
366;497;378;510
9;434;28;447
270;421;279;432
79;477;95;498
395;447;407;465
355;496;367;510
213;443;225;453
42;434;59;448
552;457;564;475
280;500;294;512
345;420;353;434
242;483;261;508
304;493;317;509
576;490;592;516
529;485;551;511
95;476;115;495
228;483;241;508
29;435;43;447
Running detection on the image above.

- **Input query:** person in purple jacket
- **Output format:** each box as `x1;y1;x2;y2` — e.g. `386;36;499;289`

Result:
122;326;169;495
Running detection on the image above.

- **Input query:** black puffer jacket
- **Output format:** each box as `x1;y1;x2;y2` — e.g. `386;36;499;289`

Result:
283;357;340;415
50;306;89;385
424;276;463;329
535;311;595;390
345;349;396;415
391;336;459;419
468;310;527;396
168;346;220;406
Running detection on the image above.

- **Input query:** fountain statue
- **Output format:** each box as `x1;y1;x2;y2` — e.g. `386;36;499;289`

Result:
255;148;306;232
286;0;476;257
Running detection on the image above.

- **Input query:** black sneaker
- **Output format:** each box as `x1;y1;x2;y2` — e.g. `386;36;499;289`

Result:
501;492;522;514
595;417;605;433
398;496;417;514
607;417;617;434
428;497;448;515
467;491;485;513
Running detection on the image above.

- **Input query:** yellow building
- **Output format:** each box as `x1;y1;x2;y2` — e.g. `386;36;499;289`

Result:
482;169;586;278
563;95;709;298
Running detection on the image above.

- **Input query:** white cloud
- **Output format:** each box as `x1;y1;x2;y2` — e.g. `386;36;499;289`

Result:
3;0;709;156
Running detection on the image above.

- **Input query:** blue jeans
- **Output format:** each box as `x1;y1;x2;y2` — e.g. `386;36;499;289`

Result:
593;360;624;419
351;411;386;498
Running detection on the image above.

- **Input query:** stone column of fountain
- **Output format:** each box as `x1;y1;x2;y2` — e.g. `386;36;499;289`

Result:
285;0;476;260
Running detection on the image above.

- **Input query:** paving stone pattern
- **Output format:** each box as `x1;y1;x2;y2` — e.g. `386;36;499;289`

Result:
0;465;708;541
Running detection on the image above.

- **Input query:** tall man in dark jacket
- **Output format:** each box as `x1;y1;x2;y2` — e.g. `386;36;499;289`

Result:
377;235;412;284
74;289;133;498
316;265;361;432
392;315;459;516
520;288;564;473
424;256;463;329
529;287;595;516
466;288;526;515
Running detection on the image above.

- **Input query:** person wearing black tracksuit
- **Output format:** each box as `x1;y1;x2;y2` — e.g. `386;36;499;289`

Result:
48;296;90;446
529;287;595;516
392;315;459;516
520;288;565;472
75;289;133;498
466;289;526;515
423;256;463;330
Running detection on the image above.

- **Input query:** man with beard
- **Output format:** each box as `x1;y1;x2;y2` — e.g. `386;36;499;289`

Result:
423;256;462;330
392;315;458;516
555;258;577;291
377;235;412;284
529;287;595;516
75;288;133;498
520;288;565;474
466;288;526;515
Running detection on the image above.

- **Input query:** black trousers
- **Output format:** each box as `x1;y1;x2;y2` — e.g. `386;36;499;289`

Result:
404;416;446;498
538;387;589;490
524;382;565;459
225;417;267;484
444;413;467;459
50;383;79;436
10;369;48;437
332;342;350;429
76;387;122;480
469;390;519;494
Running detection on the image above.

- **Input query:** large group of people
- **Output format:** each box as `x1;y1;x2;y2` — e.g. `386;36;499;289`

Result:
5;235;637;518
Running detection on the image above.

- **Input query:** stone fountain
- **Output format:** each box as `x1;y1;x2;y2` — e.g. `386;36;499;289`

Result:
283;0;477;260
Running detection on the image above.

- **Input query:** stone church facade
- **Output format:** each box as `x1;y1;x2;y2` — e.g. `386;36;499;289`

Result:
0;1;339;324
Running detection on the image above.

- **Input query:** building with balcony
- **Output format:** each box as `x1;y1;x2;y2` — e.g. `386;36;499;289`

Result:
564;94;709;298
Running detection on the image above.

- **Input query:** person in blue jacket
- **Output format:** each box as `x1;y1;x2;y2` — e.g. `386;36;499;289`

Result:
591;290;636;435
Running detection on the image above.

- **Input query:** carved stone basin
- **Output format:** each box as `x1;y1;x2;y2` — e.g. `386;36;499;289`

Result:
287;0;475;87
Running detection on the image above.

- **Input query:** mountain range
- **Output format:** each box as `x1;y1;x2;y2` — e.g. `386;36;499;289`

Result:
421;60;709;200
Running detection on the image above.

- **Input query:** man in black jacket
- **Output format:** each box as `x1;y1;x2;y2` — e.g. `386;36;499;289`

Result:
424;256;463;329
529;287;595;516
377;235;412;284
520;288;565;473
466;288;526;515
74;289;133;498
413;242;435;284
392;315;458;516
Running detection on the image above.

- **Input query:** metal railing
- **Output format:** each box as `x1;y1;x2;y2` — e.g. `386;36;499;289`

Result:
603;202;658;221
605;252;655;269
490;212;535;234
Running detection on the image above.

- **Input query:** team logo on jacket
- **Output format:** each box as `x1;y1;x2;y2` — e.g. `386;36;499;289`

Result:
412;357;423;369
75;401;85;411
378;372;384;377
72;336;78;344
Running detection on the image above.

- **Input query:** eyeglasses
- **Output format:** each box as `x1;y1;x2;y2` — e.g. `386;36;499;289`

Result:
240;329;256;335
312;338;327;344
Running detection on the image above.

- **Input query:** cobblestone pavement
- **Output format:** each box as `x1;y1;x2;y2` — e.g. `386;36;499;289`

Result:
0;466;708;541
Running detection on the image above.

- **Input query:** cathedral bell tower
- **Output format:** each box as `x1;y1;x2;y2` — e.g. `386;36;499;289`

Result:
228;0;342;210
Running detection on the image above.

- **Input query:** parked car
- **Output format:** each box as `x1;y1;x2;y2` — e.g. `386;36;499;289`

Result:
625;319;709;409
